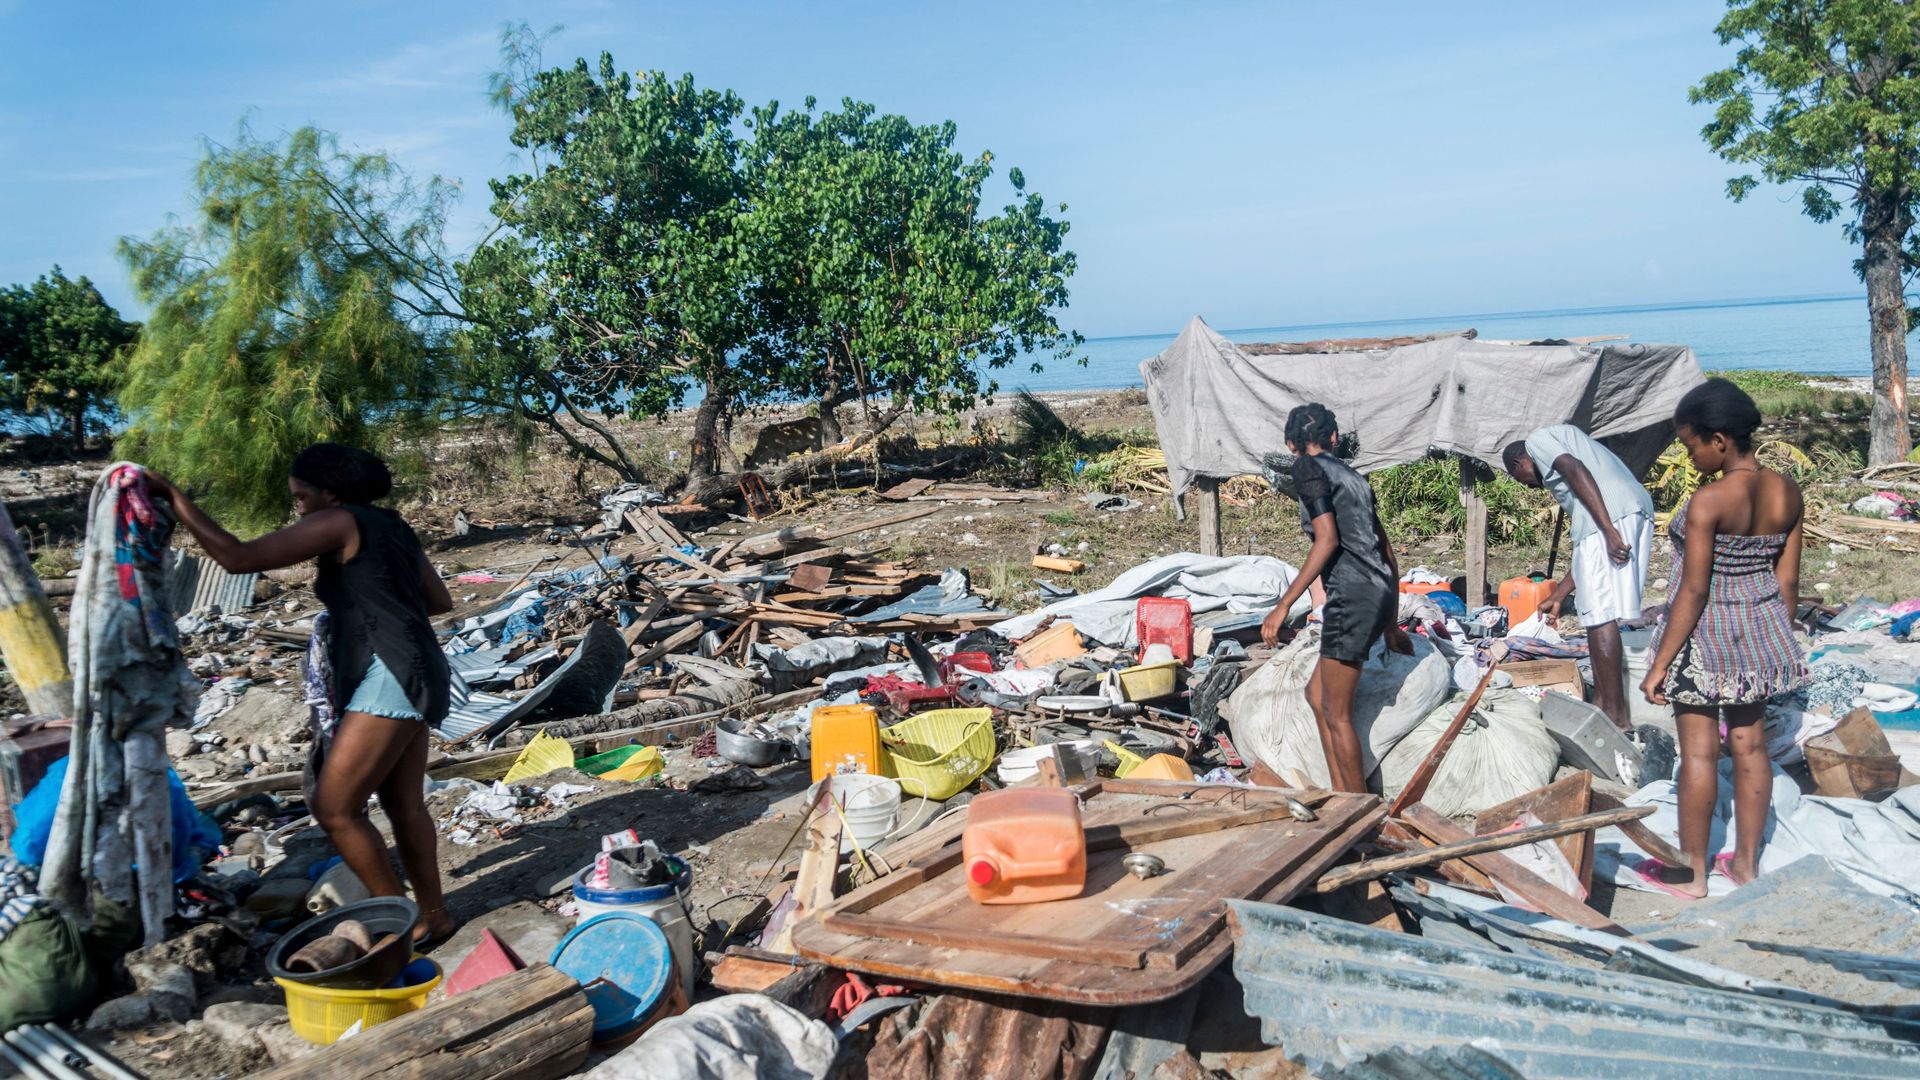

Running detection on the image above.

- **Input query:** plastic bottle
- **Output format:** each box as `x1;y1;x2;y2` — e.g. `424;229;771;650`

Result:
961;787;1086;905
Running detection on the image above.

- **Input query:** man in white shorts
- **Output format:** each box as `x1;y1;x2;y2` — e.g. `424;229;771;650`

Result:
1502;426;1655;733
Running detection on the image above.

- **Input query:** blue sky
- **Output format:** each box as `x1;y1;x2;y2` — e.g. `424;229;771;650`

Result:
0;1;1865;339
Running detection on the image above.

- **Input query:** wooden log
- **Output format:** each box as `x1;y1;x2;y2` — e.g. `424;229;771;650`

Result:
1398;804;1633;936
248;964;592;1080
770;785;842;954
1314;804;1653;894
1194;478;1222;558
1385;663;1498;817
815;505;943;541
1461;457;1488;606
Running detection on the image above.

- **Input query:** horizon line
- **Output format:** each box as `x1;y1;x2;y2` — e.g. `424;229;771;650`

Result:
1082;290;1874;345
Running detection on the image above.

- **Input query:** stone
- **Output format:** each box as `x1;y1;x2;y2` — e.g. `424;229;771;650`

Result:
257;1020;323;1064
244;877;313;921
230;830;268;856
202;983;281;1008
127;959;197;1021
202;1002;285;1050
174;758;222;782
166;730;197;758
85;993;154;1031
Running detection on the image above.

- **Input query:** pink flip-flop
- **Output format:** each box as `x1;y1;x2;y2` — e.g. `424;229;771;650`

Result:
1633;857;1703;902
1711;853;1750;888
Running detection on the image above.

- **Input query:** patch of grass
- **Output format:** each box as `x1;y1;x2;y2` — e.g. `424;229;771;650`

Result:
1042;510;1080;527
980;560;1036;607
31;546;76;581
1368;458;1554;545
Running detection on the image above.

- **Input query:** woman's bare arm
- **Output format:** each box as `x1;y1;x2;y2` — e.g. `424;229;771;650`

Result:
148;476;352;574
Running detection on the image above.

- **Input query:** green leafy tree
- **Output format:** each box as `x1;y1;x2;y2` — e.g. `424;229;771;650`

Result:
0;268;136;448
117;127;455;529
463;36;766;486
738;98;1081;453
1692;0;1920;463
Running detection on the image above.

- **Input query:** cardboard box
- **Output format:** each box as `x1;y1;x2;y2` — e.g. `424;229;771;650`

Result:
1497;659;1584;700
1804;707;1919;801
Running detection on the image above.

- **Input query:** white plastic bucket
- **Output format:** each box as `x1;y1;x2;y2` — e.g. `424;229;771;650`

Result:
813;772;903;853
571;858;697;1004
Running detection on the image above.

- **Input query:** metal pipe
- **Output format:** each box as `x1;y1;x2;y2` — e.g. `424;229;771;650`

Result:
0;1037;51;1080
39;1027;142;1080
1;1029;83;1080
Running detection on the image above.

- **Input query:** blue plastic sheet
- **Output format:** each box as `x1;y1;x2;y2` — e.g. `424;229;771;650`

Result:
9;757;223;883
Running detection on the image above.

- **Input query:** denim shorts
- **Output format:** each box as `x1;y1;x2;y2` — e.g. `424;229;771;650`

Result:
343;656;424;721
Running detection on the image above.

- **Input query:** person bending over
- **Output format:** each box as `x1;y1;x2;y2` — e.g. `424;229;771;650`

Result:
148;444;456;945
1260;404;1411;793
1639;379;1807;897
1502;425;1655;732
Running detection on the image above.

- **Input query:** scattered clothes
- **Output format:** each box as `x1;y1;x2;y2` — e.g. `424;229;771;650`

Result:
994;553;1307;647
45;464;195;943
1802;663;1871;714
303;612;338;750
1850;491;1915;520
1857;684;1919;713
11;758;220;885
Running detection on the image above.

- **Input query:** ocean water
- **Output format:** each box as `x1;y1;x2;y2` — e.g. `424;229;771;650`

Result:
1027;293;1883;393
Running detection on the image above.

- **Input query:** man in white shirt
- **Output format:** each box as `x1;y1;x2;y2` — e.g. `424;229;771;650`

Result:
1502;425;1655;733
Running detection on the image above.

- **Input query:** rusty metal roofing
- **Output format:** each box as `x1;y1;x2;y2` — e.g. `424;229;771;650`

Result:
1227;899;1920;1079
167;552;260;614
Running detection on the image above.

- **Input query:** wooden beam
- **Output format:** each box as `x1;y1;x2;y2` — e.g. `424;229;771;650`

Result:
0;498;70;716
1399;804;1633;936
248;964;591;1080
1195;478;1222;558
1460;457;1487;606
1316;804;1652;894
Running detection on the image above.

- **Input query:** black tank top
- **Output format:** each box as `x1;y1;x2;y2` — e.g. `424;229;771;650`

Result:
313;504;450;724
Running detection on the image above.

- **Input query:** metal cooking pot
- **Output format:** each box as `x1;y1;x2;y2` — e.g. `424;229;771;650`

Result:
716;718;786;768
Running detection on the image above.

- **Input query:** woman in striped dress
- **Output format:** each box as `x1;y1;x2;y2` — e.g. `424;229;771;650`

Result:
1639;379;1808;898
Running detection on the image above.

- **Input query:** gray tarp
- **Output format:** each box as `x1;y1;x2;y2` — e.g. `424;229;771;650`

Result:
1142;317;1707;498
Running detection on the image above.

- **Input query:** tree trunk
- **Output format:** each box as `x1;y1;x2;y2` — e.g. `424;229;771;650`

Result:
682;396;913;507
688;381;731;486
68;400;87;451
1862;196;1913;465
817;397;844;447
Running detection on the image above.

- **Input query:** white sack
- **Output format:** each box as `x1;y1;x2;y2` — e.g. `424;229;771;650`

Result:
1377;688;1560;817
584;995;837;1080
1223;626;1450;787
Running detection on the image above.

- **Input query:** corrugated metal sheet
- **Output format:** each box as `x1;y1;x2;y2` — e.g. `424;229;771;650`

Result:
1744;942;1920;991
864;993;1109;1080
1318;1044;1528;1080
1227;899;1920;1079
167;553;260;614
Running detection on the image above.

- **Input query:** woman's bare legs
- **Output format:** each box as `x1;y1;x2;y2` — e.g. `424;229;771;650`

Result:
1309;657;1368;793
1721;703;1770;885
1657;706;1721;897
311;712;453;941
374;722;453;941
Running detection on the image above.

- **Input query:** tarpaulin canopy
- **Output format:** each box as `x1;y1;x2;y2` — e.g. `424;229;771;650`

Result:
1141;317;1707;499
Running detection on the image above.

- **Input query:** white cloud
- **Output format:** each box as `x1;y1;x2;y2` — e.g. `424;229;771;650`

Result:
292;28;502;95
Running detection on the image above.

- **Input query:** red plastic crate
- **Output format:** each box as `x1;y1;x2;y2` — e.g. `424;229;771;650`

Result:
1135;597;1193;663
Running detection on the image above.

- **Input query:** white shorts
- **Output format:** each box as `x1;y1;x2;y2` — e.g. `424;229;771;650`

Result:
1573;512;1652;628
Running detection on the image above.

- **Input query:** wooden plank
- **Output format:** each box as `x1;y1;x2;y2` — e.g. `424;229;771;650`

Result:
878;477;936;500
822;912;1150;968
1475;771;1593;888
1590;789;1688;866
1031;555;1087;573
788;562;833;592
793;790;1383;1005
1194;478;1222;558
1385;663;1497;816
619;592;670;649
658;546;750;599
1461;457;1487;606
640;507;691;548
1317;804;1650;893
247;964;592;1080
815;505;943;541
626;622;706;671
770;786;842;954
1400;804;1632;936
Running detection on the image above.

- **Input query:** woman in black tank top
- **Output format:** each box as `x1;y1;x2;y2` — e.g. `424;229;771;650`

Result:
149;444;456;946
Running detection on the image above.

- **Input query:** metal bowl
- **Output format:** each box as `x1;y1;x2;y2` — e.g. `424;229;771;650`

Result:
266;897;419;989
716;718;785;768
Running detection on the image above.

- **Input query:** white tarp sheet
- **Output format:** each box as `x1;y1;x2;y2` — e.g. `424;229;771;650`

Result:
991;552;1308;647
1141;317;1706;498
1597;760;1920;899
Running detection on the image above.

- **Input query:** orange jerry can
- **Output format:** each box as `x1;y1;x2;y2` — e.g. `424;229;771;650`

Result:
810;704;885;782
962;787;1087;905
1499;574;1556;628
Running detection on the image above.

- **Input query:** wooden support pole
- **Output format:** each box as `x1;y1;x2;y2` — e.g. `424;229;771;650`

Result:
0;499;69;717
1195;478;1222;557
1314;803;1653;893
1460;457;1487;606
